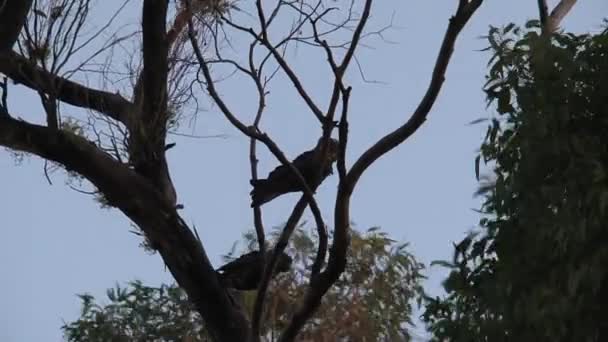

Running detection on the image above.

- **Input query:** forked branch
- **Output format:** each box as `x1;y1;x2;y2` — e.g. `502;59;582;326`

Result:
278;1;484;340
537;0;577;34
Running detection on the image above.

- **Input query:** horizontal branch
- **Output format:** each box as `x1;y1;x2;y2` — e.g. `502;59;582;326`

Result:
0;51;134;125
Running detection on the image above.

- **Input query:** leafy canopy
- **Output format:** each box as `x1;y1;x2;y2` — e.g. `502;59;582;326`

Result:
423;20;608;341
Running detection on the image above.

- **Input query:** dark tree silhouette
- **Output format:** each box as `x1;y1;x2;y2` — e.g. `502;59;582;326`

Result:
0;0;484;340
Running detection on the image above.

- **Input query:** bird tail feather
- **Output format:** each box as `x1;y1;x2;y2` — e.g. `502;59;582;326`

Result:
250;179;278;207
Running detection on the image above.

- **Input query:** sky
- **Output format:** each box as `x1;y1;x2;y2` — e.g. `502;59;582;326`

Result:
1;1;606;341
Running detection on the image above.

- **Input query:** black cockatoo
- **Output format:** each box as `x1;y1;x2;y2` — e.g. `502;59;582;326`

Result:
250;138;339;207
216;250;292;290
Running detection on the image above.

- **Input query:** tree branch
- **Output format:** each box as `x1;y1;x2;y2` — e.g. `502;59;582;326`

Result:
129;0;177;208
346;0;483;197
537;0;549;29
546;0;577;33
249;40;268;253
252;196;309;341
0;76;8;116
0;50;134;125
253;0;326;123
0;0;33;51
141;0;169;134
0;113;250;341
188;19;326;244
188;22;331;339
278;1;485;340
337;87;351;184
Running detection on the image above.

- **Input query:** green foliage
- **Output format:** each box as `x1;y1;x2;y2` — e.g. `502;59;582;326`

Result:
62;281;208;341
63;226;425;341
423;21;608;341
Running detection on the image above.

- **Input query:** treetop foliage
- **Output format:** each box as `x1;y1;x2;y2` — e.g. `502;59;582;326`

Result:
424;19;608;341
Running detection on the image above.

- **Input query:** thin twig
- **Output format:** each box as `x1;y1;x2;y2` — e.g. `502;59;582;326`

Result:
43;159;53;185
187;16;326;241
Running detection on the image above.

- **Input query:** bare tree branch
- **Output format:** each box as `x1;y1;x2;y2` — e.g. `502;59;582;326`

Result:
346;0;482;199
187;12;338;339
0;51;134;124
0;76;8;116
141;0;169;139
278;1;485;340
248;37;269;253
252;0;326;123
252;195;309;341
537;0;549;29
187;16;327;250
126;0;177;208
337;86;351;183
546;0;577;33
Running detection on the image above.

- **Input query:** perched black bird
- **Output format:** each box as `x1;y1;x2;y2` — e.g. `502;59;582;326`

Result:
250;138;339;207
216;250;292;290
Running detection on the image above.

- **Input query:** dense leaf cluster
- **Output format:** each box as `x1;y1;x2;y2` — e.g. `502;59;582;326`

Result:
62;281;208;341
423;20;608;341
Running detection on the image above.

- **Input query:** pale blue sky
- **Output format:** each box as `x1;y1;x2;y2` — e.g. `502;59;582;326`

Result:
1;1;606;341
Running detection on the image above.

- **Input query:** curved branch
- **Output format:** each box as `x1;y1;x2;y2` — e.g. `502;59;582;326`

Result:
346;0;483;196
0;51;134;124
279;1;485;340
253;0;326;123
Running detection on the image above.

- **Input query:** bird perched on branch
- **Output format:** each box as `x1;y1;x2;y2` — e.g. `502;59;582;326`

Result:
250;138;339;207
216;250;292;290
